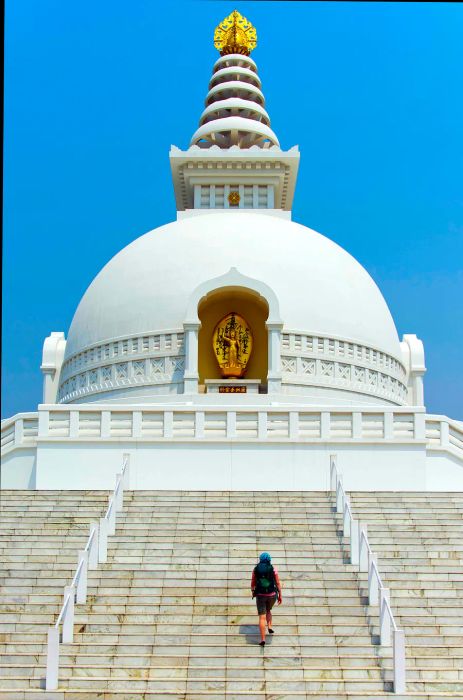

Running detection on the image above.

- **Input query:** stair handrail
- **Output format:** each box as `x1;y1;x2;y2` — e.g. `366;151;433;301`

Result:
54;588;73;633
329;454;406;694
45;453;130;691
381;595;406;693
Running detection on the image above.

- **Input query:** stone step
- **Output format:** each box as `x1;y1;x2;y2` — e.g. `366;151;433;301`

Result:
2;606;461;627
72;621;376;634
0;598;372;613
0;642;380;656
0;677;391;693
0;664;390;680
4;653;459;675
0;691;442;699
1;558;361;569
0;607;372;622
0;654;383;667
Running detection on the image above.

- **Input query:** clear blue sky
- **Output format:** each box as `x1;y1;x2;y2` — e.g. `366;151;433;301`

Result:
3;1;463;419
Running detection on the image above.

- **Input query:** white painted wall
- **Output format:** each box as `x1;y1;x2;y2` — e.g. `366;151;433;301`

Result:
425;451;463;491
1;448;37;489
31;440;462;492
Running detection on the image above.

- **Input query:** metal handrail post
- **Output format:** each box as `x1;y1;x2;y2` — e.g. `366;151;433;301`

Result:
380;585;390;613
330;454;337;490
88;523;99;570
62;585;75;643
122;453;130;489
380;590;392;645
98;517;108;563
368;556;379;605
108;499;116;536
76;551;88;604
350;519;360;566
115;473;123;511
45;626;60;690
359;525;369;572
336;476;344;514
393;628;406;693
343;501;351;537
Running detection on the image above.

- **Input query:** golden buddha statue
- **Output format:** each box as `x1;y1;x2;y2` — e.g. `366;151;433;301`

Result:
213;312;253;378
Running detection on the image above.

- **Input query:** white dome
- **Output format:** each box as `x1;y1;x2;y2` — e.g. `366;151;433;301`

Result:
66;212;400;357
59;212;407;406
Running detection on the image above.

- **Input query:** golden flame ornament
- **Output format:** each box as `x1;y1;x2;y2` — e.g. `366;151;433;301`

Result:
214;10;257;56
213;312;253;378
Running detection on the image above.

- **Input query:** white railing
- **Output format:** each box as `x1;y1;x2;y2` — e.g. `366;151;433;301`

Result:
2;409;462;462
330;454;406;694
1;412;39;452
0;405;429;444
45;453;130;691
3;408;462;463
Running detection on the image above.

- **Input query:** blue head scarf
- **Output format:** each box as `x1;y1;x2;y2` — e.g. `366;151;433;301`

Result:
259;552;271;562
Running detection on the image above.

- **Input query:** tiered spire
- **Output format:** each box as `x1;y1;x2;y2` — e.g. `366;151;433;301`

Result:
190;11;279;149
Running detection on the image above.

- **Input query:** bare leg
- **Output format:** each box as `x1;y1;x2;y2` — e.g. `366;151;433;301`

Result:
266;610;272;630
258;614;266;642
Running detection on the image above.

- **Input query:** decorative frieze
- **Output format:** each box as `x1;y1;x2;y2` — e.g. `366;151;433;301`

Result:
280;331;407;404
58;328;407;405
58;331;185;403
281;332;405;376
61;332;184;378
59;356;185;403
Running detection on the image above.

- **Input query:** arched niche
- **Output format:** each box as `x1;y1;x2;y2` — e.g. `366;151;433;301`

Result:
183;268;283;394
198;287;269;387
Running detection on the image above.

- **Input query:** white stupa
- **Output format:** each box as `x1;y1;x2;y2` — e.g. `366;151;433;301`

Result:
2;10;462;491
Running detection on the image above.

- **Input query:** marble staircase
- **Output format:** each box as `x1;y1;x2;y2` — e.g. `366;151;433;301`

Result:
0;489;461;699
348;492;463;697
0;490;110;695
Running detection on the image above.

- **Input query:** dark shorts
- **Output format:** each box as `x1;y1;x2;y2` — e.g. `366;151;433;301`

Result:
256;593;277;615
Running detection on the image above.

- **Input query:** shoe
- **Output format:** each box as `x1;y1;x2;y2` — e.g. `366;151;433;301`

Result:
268;628;274;634
259;640;265;646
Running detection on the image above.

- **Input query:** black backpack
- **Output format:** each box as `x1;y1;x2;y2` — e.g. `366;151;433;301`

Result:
254;562;277;595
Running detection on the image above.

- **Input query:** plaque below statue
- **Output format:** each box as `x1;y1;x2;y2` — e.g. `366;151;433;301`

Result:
212;312;253;378
205;379;260;394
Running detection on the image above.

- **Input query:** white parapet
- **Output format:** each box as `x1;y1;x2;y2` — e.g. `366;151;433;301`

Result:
1;403;462;491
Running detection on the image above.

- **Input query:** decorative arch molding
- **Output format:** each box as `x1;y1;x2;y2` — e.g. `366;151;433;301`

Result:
184;267;282;326
183;267;283;394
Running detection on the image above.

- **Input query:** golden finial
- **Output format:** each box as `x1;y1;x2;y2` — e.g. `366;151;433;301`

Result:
214;10;257;56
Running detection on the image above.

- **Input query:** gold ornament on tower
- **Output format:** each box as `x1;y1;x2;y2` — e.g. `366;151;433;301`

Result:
214;10;257;56
213;312;253;378
228;191;240;205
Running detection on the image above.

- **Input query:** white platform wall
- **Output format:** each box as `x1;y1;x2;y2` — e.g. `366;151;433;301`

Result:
2;405;462;491
32;442;439;491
